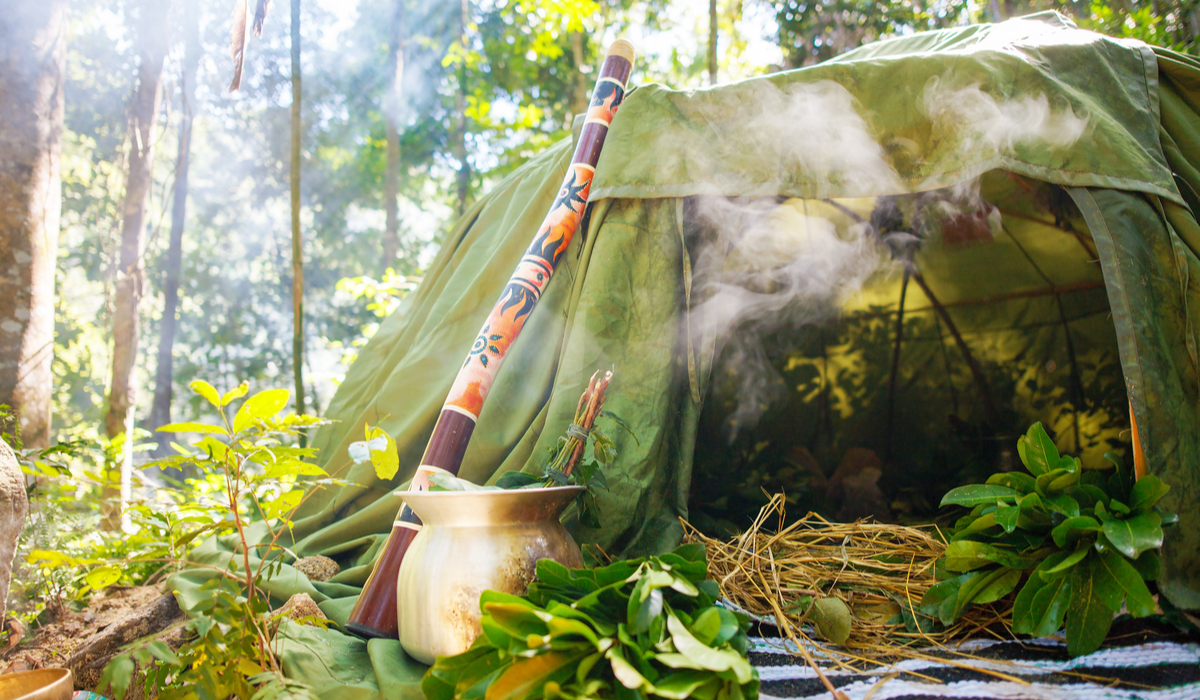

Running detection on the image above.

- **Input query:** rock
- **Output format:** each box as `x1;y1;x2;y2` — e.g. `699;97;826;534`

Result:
66;592;182;692
0;438;29;623
276;593;327;627
293;555;339;583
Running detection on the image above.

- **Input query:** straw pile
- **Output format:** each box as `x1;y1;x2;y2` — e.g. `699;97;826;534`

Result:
683;494;1013;670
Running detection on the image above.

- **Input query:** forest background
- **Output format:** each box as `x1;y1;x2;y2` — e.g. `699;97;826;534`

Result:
0;0;1196;626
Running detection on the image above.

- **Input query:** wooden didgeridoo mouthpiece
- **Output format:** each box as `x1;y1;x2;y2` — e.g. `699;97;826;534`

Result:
345;39;636;640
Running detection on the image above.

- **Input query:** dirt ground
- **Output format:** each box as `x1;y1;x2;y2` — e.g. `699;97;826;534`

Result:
0;585;164;675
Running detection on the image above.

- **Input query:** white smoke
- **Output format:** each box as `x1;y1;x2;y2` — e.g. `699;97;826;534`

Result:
922;78;1090;154
692;198;889;439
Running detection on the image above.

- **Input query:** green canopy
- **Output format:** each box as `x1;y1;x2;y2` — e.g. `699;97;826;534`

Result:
170;12;1200;698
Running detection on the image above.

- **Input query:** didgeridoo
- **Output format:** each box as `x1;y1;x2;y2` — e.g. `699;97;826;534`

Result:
345;39;636;640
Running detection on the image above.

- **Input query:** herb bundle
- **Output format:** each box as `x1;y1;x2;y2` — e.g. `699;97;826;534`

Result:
921;422;1176;656
422;544;758;700
430;369;634;528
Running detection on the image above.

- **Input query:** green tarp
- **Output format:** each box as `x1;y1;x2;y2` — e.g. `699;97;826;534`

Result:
169;12;1200;698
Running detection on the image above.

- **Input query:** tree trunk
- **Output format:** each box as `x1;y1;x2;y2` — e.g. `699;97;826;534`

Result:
150;0;200;456
382;0;406;274
103;0;171;529
569;32;588;117
455;0;470;217
0;1;66;451
291;0;306;432
708;0;718;85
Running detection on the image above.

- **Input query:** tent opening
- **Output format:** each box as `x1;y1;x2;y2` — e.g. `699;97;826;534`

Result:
685;170;1130;535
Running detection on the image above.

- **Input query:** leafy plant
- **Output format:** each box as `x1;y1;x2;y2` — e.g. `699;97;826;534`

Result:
423;543;758;700
26;380;341;700
919;422;1176;656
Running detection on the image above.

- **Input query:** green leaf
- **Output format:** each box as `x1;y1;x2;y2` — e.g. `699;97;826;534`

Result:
664;613;753;684
1018;422;1060;476
939;484;1019;508
189;379;221;407
1051;516;1101;549
1044;545;1090;575
1012;553;1066;634
495;471;541;489
156;421;227;435
1094;548;1155;617
987;472;1036;494
1041;492;1080;518
233;389;291;433
1131;550;1160;582
1128;475;1170;513
599;410;639;445
994;504;1020;533
1106;452;1134;502
960;566;1020;607
1027;573;1071;637
97;654;135;700
1100;512;1163;559
86;565;122;590
1016;492;1053;530
365;426;399;481
262;490;303;520
264;459;327;478
485;649;589;700
943;540;1043;572
221;381;250;406
1066;556;1115;657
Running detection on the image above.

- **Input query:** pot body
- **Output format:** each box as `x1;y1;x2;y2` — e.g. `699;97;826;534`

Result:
396;486;584;664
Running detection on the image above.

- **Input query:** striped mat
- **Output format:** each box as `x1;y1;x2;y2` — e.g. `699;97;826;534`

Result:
749;619;1200;700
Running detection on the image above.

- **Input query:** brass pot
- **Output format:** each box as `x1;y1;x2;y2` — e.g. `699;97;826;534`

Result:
396;485;584;664
0;669;73;700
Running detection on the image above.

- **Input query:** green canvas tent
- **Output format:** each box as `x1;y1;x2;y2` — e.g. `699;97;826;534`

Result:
171;12;1200;697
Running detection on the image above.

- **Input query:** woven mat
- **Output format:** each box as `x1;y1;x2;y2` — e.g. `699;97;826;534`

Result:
749;619;1200;700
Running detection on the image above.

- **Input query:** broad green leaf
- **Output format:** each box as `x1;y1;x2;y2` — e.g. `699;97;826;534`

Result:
606;647;650;690
86;565;122;590
264;459;327;478
994;505;1020;534
485;603;548;640
221;381;250;406
713;608;741;646
939;484;1019;508
495;471;541;489
1100;512;1163;559
1012;552;1068;634
1128;475;1170;513
486;649;588;700
1044;545;1089;575
1066;557;1115;657
156;421;226;435
1016;492;1054;530
1018;422;1060;476
1132;550;1160;582
918;573;966;620
365;425;399;481
1041;492;1080;518
960;566;1020;607
233;389;291;433
944;540;1042;572
664;613;754;684
648;670;714;700
1106;452;1134;502
27;549;87;568
194;436;229;461
987;472;1036;494
1028;573;1070;637
97;654;135;700
689;607;722;645
1094;549;1155;617
1051;516;1101;549
262;490;303;520
189;379;221;407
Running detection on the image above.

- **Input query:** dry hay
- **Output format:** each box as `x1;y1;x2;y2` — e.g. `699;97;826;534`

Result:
683;494;1032;691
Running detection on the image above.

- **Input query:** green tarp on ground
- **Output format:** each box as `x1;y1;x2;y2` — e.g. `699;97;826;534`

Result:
169;12;1200;698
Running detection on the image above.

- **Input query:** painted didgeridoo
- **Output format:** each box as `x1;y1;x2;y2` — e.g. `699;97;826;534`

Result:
344;39;636;640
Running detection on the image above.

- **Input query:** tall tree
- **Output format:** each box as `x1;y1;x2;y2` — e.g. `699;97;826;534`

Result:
708;0;718;85
455;0;471;216
382;0;406;273
103;0;172;528
150;0;201;454
291;0;306;430
0;1;66;450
